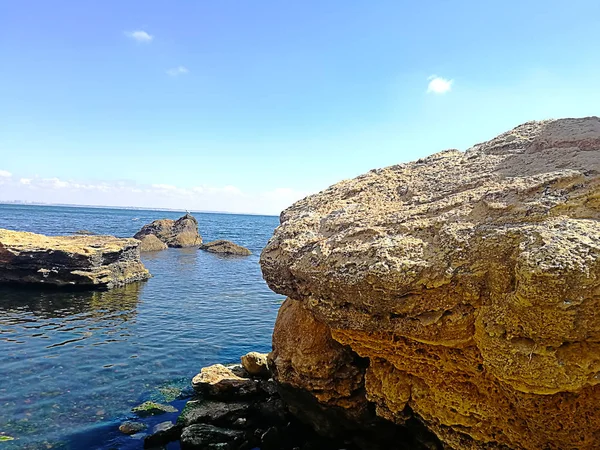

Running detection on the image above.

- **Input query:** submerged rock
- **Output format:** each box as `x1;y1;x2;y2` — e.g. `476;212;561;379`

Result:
134;213;201;248
119;421;147;435
0;229;150;289
260;117;600;449
132;401;178;417
144;421;181;448
240;352;269;378
138;234;168;252
199;240;251;256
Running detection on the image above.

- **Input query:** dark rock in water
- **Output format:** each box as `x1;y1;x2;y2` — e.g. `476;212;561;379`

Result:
240;352;269;378
134;213;201;248
192;364;259;399
199;240;251;256
119;420;148;435
0;228;150;289
178;399;250;427
144;421;181;448
138;234;168;252
180;424;244;450
132;401;178;417
260;427;281;450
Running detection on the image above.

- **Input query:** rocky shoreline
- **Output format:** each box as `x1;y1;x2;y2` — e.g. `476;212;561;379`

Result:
121;352;442;450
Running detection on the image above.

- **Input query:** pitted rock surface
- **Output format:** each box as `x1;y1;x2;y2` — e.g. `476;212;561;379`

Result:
261;117;600;450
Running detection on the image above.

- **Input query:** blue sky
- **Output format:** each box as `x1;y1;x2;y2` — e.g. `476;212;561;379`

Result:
1;0;599;214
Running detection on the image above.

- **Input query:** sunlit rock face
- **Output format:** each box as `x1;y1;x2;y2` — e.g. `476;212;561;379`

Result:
261;117;600;450
0;229;150;288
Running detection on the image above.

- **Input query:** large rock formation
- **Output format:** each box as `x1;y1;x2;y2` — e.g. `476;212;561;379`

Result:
0;229;150;288
260;117;600;450
134;213;201;249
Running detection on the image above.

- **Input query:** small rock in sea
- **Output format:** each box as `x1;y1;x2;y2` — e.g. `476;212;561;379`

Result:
199;240;251;256
119;421;147;435
134;213;201;248
0;435;15;442
192;364;258;398
144;421;181;448
137;234;168;252
240;352;269;378
177;399;250;427
180;424;244;450
132;401;177;417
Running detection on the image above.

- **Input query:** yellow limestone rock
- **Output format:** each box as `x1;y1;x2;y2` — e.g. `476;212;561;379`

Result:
260;117;600;450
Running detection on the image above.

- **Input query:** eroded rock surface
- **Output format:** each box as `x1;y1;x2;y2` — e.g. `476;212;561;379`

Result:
260;117;600;450
138;234;168;252
0;229;150;288
134;213;201;248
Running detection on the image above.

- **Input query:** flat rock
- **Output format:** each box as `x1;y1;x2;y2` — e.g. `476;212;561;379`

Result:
177;399;250;427
0;229;150;289
260;117;600;450
240;352;269;377
192;364;258;398
199;240;251;256
134;213;201;248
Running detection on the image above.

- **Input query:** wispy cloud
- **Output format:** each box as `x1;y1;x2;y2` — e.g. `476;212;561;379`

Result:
427;75;453;94
166;66;189;77
0;173;310;215
125;30;153;43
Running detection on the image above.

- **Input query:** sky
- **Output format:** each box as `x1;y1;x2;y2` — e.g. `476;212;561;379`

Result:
1;0;599;215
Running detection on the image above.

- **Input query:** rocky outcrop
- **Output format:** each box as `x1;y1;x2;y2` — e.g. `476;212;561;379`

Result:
137;234;168;252
260;117;600;450
0;229;150;289
134;213;201;248
170;358;440;450
199;240;251;256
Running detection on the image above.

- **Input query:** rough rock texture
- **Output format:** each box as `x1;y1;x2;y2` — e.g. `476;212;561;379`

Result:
134;213;201;248
192;364;259;398
200;240;251;256
0;229;150;289
260;117;600;450
240;352;269;378
138;234;168;252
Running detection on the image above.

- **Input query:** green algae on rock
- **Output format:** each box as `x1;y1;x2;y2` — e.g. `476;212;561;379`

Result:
132;401;177;417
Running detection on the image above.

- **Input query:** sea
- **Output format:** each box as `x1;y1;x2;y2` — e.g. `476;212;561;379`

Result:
0;204;284;449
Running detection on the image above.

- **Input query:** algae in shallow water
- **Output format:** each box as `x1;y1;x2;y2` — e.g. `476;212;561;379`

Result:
0;435;15;441
132;401;177;417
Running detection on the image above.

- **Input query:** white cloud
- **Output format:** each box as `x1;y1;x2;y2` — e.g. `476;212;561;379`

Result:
0;174;313;215
125;30;153;43
0;170;11;177
166;66;189;77
427;75;453;94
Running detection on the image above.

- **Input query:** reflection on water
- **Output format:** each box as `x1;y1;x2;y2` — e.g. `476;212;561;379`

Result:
0;205;283;450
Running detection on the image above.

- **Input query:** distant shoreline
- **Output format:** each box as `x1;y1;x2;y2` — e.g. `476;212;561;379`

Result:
0;201;278;218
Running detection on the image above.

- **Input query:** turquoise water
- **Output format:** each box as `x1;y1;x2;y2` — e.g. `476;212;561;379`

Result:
0;204;284;449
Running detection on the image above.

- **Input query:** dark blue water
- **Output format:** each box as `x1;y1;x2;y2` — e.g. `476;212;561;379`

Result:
0;204;284;449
